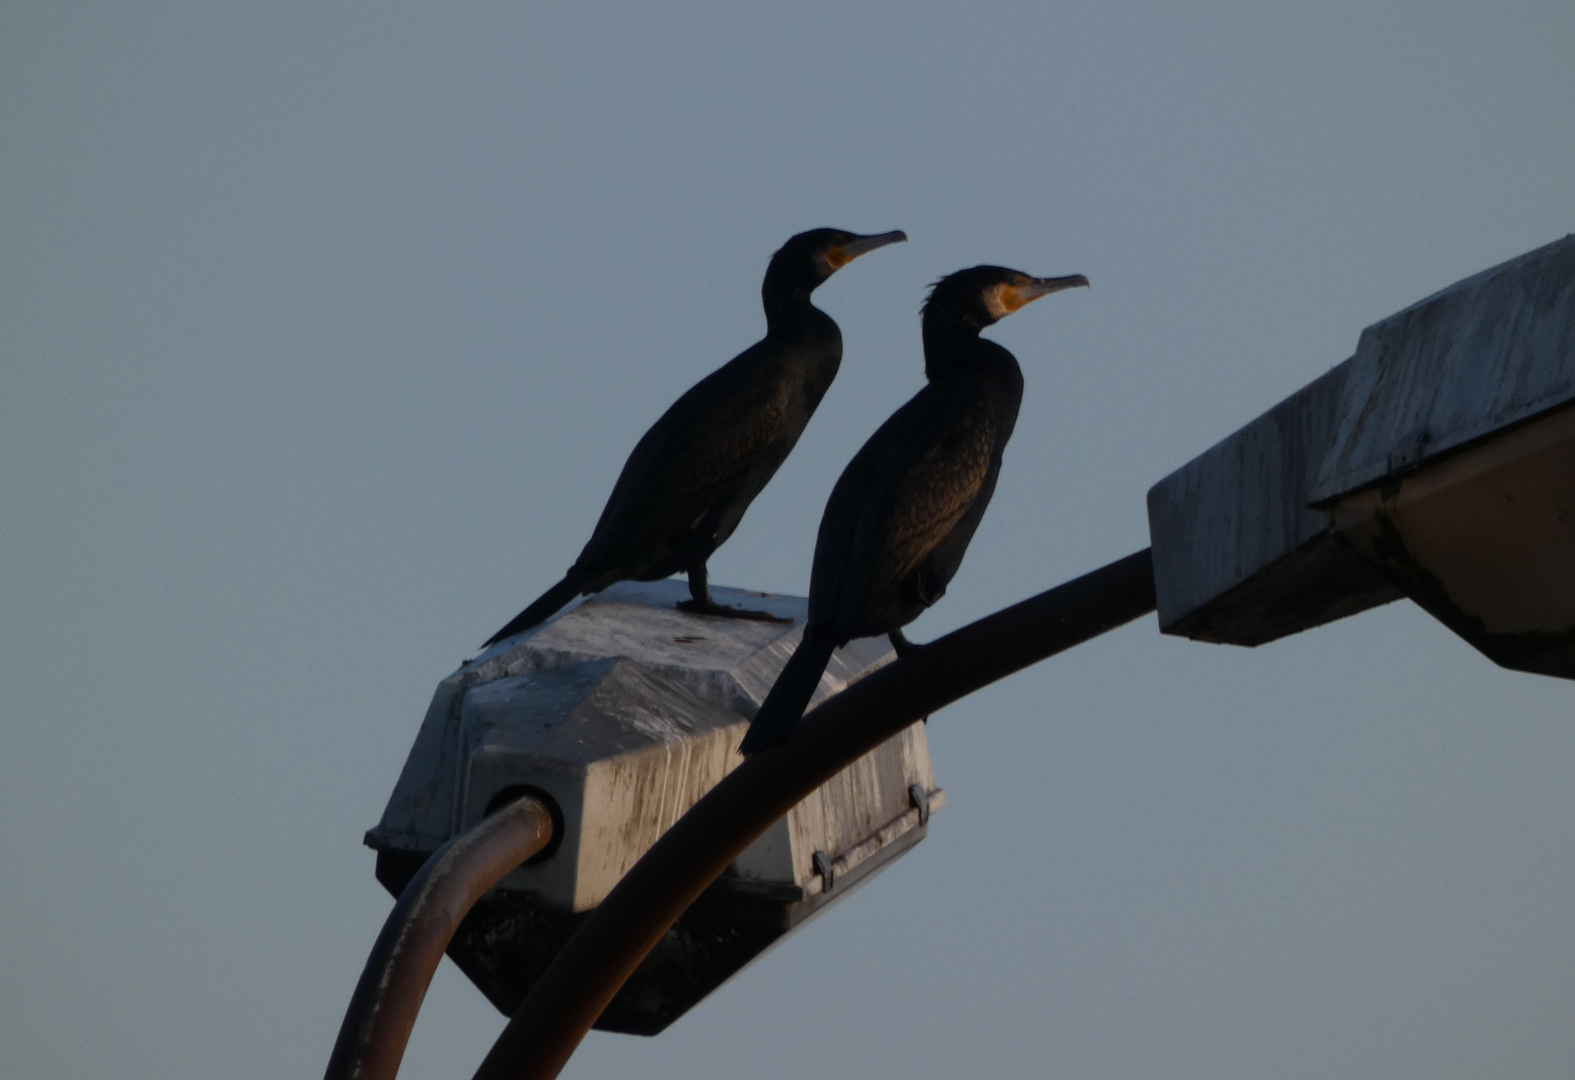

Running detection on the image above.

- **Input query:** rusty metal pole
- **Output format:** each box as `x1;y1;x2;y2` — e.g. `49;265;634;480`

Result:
325;794;555;1080
472;549;1156;1080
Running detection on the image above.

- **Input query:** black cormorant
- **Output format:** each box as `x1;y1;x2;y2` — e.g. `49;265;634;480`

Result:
482;228;907;648
738;264;1088;755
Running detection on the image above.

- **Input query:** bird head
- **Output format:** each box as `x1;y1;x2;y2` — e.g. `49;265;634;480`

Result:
763;228;908;302
922;265;1089;336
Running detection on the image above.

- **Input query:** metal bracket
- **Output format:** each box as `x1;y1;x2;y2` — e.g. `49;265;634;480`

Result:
908;783;931;828
812;850;834;892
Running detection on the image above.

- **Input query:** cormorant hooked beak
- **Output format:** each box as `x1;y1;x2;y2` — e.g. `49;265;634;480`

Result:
991;273;1089;317
825;230;908;269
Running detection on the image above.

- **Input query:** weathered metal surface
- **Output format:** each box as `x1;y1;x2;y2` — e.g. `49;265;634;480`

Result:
365;578;940;1034
1146;363;1400;644
458;659;744;912
1148;233;1575;651
469;549;1158;1080
367;579;928;913
1330;401;1575;678
327;794;554;1080
1312;233;1575;504
732;707;935;895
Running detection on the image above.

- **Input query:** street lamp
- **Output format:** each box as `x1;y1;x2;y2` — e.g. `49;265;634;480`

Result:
1149;234;1575;676
363;579;941;1035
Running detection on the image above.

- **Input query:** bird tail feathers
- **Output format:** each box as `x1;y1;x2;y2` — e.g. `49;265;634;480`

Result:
481;575;585;648
739;635;837;757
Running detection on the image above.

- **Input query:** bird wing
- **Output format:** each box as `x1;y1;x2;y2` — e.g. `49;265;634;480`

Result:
811;385;995;633
577;344;792;568
867;397;995;599
640;371;790;505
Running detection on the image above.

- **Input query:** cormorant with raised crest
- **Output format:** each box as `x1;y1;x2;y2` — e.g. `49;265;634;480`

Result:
739;264;1088;755
482;228;907;648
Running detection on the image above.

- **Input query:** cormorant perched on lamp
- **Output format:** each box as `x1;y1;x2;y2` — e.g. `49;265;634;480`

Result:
482;228;907;649
739;264;1089;756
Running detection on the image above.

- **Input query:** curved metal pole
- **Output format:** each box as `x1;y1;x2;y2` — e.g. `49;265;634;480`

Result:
326;794;555;1080
473;549;1156;1080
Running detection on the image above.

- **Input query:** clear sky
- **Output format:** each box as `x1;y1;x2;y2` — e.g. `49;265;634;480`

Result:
3;2;1573;1077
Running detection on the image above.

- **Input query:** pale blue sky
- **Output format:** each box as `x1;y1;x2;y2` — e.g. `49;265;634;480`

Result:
3;3;1574;1077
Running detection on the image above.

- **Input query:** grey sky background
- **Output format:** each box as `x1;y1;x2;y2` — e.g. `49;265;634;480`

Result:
3;2;1574;1077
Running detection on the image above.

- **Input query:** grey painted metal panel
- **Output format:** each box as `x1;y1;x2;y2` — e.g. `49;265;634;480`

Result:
1311;234;1575;503
1146;362;1400;644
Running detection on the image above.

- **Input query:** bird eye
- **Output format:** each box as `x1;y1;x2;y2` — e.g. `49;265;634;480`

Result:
1008;276;1023;287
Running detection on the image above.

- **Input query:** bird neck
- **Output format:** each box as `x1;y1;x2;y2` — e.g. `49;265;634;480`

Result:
763;290;836;341
922;327;1023;393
